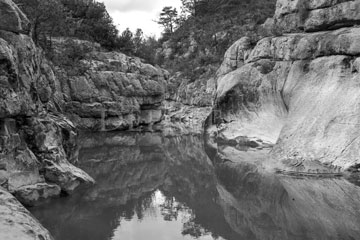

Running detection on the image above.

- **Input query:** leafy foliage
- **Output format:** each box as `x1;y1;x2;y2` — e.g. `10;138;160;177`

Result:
13;0;66;47
49;39;92;76
157;0;277;79
157;6;179;33
14;0;118;50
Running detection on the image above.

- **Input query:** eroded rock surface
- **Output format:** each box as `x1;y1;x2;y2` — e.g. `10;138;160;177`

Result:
273;0;360;33
0;188;53;240
206;0;360;173
0;1;94;237
52;38;167;131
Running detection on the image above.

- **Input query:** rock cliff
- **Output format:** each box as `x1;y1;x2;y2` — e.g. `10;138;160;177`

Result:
52;38;168;131
0;0;96;238
206;0;360;173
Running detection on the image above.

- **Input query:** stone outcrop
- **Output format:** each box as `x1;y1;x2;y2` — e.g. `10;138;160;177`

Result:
206;0;360;173
0;1;97;239
165;71;216;107
273;0;360;33
0;15;94;201
52;38;167;131
0;188;53;240
0;0;29;34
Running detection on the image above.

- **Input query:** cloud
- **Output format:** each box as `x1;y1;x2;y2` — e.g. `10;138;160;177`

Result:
103;0;159;13
111;10;161;37
103;0;181;14
102;0;182;37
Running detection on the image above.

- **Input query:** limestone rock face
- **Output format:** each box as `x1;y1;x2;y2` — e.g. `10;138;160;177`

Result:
0;188;53;240
272;0;360;33
216;37;253;77
0;0;30;34
52;38;167;131
0;0;94;208
165;72;216;107
207;0;360;172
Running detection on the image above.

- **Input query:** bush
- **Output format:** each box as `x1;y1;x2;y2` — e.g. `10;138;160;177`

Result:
49;39;92;76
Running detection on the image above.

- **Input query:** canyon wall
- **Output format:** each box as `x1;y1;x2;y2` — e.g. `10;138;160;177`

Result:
207;0;360;172
0;0;169;238
51;38;167;131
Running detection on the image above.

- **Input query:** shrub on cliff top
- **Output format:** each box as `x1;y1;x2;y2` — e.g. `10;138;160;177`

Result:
14;0;118;50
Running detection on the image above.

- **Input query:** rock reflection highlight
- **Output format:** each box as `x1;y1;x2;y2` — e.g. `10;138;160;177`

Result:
28;132;360;240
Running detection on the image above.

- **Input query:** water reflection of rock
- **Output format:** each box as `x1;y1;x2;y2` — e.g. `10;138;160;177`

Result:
30;133;240;240
206;142;360;240
30;133;360;240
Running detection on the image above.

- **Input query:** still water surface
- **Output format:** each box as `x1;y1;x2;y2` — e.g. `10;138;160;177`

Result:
29;132;360;240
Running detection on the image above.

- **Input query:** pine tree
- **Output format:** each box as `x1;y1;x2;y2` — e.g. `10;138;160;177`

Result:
157;6;179;33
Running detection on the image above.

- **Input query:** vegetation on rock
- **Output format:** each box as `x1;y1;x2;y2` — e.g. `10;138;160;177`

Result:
156;0;277;80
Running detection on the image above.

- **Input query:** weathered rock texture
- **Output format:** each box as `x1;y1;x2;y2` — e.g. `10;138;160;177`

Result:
52;38;167;131
0;0;94;203
0;188;53;240
206;0;360;173
273;0;360;33
0;1;97;239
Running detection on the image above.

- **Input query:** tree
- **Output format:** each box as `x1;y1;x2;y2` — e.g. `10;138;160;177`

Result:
157;6;179;34
136;35;159;65
65;0;119;49
133;28;144;53
14;0;66;47
181;0;196;16
180;0;208;17
117;28;134;54
15;0;119;50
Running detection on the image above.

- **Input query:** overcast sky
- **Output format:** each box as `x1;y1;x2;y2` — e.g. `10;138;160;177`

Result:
102;0;182;38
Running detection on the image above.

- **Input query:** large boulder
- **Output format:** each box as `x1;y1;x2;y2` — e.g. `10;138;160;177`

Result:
0;188;53;240
207;0;360;173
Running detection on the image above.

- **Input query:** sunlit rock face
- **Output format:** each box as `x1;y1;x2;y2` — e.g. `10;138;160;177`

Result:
206;0;360;172
273;0;360;33
0;188;53;240
51;38;167;131
0;0;93;211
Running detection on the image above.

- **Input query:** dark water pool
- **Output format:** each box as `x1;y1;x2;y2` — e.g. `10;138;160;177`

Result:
29;132;360;240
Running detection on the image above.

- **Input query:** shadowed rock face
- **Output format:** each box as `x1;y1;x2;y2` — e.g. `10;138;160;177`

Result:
29;132;360;240
0;1;96;238
206;0;360;172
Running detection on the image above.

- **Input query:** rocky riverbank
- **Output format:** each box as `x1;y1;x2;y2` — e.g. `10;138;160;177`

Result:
2;0;360;239
0;0;94;238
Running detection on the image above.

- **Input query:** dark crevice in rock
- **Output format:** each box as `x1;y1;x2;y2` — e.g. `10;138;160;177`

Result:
306;20;360;33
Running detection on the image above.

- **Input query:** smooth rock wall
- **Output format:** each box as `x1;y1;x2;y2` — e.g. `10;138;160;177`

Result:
207;0;360;172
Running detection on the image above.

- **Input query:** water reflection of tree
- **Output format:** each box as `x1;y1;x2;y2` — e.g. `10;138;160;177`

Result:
160;196;180;221
158;194;223;239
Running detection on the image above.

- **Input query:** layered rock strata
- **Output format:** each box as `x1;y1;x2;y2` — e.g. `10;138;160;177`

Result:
0;0;94;239
52;38;167;131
